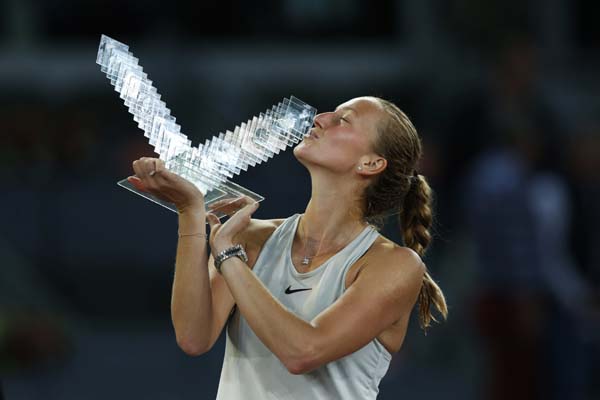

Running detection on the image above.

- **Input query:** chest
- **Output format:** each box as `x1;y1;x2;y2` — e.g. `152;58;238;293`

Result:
288;236;366;290
254;250;363;321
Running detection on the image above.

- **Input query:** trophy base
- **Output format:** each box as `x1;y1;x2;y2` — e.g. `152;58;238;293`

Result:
117;178;264;219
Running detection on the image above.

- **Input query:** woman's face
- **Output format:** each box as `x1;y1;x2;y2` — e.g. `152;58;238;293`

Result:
293;97;384;174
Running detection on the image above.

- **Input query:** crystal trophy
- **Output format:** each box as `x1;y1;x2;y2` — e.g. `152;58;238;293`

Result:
96;35;317;218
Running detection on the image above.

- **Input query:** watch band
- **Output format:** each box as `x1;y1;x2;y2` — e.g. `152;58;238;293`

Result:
213;244;248;273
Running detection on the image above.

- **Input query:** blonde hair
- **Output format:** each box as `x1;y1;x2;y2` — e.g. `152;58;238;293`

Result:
363;97;448;331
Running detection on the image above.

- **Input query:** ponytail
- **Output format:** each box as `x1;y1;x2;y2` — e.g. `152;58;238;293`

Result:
400;174;448;331
364;96;448;332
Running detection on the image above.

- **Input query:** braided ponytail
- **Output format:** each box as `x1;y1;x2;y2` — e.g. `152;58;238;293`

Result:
364;97;448;332
400;174;448;331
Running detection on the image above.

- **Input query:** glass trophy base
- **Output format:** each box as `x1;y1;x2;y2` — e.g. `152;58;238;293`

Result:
117;178;264;219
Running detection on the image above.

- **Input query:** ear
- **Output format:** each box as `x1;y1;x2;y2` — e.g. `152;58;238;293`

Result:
356;155;387;176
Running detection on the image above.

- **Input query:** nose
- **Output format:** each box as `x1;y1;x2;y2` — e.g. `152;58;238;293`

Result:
313;112;335;129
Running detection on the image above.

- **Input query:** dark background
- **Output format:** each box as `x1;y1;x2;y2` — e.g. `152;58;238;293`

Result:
1;0;599;399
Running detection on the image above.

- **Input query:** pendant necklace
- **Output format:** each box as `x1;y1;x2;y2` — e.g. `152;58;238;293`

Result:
301;216;323;265
299;215;363;267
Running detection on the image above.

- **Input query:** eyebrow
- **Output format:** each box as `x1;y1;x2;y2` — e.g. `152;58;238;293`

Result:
334;106;358;115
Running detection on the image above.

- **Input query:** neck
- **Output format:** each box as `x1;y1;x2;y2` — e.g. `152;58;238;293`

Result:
300;169;368;247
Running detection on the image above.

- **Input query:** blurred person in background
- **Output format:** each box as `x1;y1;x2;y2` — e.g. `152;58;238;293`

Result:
127;96;447;399
465;125;597;400
462;37;599;399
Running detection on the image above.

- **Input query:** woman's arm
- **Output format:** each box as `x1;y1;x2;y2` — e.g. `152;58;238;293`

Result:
130;157;236;355
220;248;423;373
171;211;236;355
208;212;424;375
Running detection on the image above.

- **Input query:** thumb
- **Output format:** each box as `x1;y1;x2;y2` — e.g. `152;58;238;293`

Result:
206;213;221;230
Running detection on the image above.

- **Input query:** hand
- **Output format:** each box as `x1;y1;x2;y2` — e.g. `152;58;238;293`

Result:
128;157;205;215
206;197;260;254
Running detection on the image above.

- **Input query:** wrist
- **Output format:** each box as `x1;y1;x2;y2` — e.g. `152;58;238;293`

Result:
211;240;235;255
178;211;206;222
177;202;205;217
213;244;248;273
178;212;206;235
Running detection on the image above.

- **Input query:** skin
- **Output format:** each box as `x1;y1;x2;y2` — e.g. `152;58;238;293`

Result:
128;96;425;374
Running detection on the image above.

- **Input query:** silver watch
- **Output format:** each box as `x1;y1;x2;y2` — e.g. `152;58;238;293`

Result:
213;244;248;273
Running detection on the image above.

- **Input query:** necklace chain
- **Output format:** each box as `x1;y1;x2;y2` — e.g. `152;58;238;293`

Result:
299;215;365;267
301;216;319;265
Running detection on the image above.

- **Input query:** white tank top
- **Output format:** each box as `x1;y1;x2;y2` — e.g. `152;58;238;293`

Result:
216;213;392;400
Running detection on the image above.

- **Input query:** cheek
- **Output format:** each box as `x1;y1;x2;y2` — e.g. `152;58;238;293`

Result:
319;135;367;169
293;133;369;172
328;133;368;158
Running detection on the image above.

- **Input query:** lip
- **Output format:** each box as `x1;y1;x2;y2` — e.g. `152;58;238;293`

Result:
309;130;319;139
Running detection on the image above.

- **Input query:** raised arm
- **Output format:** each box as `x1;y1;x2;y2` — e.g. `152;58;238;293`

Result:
207;209;425;375
130;157;235;355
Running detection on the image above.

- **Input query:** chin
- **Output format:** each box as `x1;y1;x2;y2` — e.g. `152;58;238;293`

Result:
293;141;318;168
293;141;308;159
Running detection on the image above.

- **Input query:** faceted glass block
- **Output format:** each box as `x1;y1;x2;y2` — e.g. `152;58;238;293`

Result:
108;53;141;85
244;118;273;161
98;35;316;216
236;122;266;163
158;134;190;162
195;143;230;182
208;137;243;176
97;35;129;71
248;116;276;159
253;113;287;152
223;130;258;168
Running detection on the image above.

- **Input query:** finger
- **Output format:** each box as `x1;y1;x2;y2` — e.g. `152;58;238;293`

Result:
127;175;149;193
143;157;157;177
150;159;179;185
235;198;259;213
226;201;259;227
136;158;161;192
206;213;221;230
208;199;239;214
155;163;177;182
242;200;260;216
153;158;165;175
131;160;151;192
211;196;244;208
208;198;234;209
132;159;144;178
210;196;254;215
237;196;255;208
230;197;258;217
127;175;141;184
133;158;153;180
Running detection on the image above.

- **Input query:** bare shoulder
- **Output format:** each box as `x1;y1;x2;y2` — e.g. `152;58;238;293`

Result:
373;236;423;267
235;217;285;244
354;234;425;288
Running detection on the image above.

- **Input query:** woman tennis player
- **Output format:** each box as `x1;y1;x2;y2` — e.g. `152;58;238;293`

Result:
129;96;447;399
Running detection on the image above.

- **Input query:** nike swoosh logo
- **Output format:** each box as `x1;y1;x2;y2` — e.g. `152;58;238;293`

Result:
285;285;312;295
